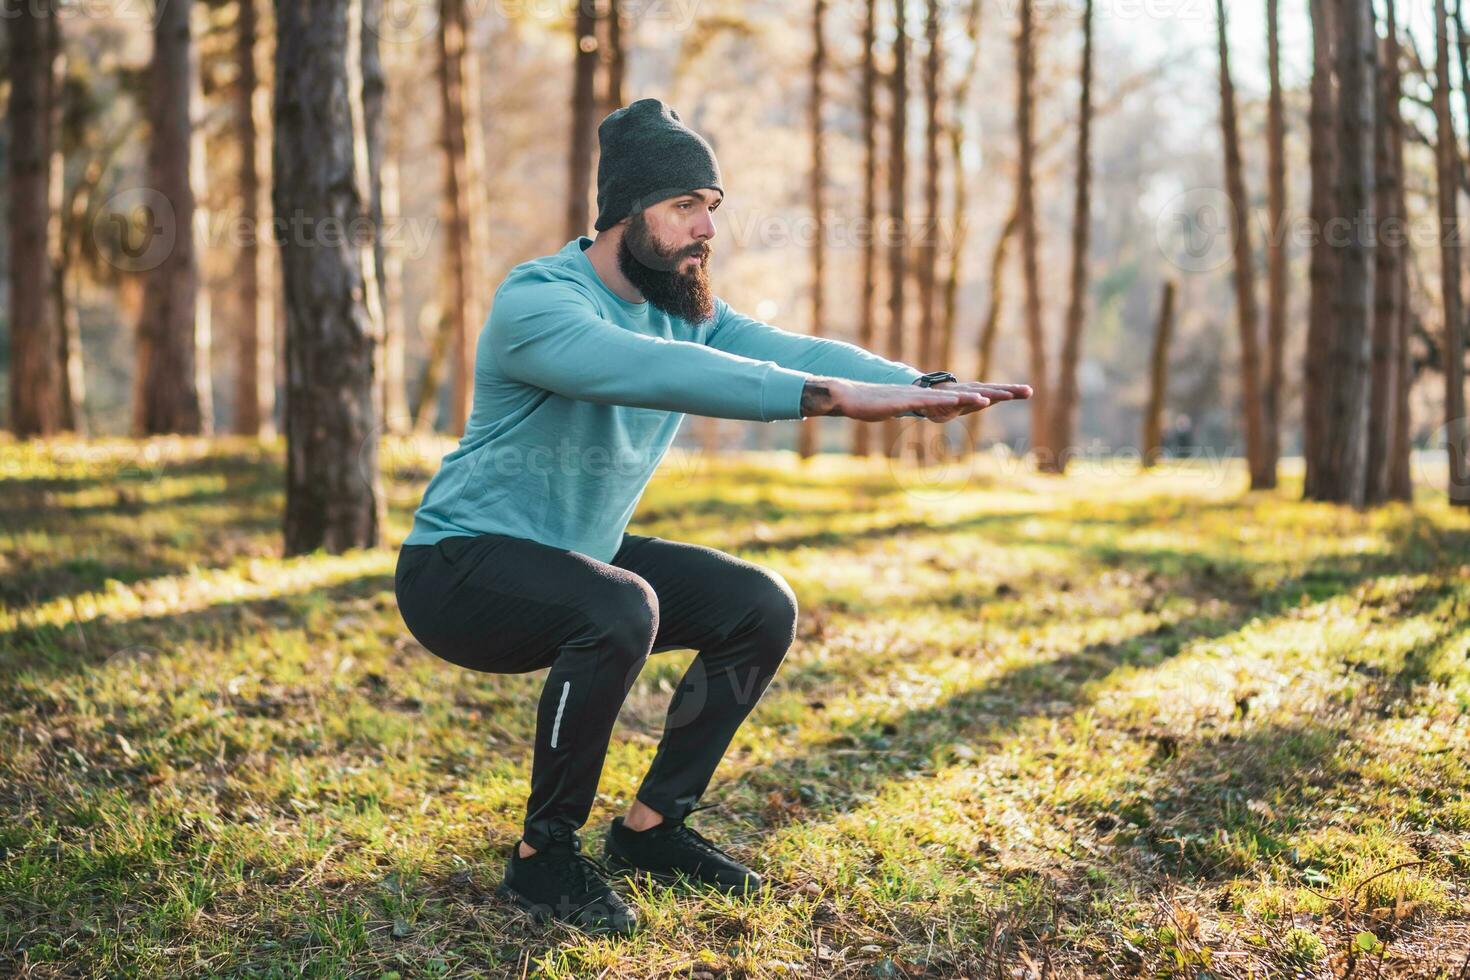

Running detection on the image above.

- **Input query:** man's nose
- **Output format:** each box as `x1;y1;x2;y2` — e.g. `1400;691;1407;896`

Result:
693;210;716;242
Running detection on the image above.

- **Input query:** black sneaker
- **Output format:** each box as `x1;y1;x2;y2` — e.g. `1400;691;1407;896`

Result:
496;837;638;936
603;804;762;895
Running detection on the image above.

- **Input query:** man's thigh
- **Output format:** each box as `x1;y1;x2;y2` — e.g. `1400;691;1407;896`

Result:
609;533;796;654
397;532;652;674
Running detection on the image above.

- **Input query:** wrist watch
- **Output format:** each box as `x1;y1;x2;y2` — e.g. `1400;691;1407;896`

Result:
912;371;958;388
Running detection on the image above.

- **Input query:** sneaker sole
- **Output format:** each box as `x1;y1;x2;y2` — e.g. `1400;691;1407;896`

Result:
494;882;638;936
603;852;760;896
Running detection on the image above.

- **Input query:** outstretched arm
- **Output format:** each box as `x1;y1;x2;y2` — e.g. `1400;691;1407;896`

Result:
705;299;924;386
488;278;991;422
703;300;1028;420
488;279;813;421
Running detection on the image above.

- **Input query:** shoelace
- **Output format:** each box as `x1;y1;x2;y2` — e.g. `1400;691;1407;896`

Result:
543;843;613;898
666;802;734;860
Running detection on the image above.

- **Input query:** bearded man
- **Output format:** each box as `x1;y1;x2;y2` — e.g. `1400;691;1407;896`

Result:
395;97;1031;936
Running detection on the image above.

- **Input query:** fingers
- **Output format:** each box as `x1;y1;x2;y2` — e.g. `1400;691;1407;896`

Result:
978;383;1033;398
930;381;1032;402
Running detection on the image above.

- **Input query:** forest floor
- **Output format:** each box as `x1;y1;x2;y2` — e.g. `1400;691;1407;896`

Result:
2;436;1468;978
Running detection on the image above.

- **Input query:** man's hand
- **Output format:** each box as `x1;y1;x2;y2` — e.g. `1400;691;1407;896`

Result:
920;380;1033;423
801;377;991;421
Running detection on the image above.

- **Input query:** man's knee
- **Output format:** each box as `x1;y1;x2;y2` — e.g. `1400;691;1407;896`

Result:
596;576;660;661
747;569;798;656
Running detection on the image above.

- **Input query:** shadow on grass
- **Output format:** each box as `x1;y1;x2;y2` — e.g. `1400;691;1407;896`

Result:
0;570;399;703
719;552;1463;947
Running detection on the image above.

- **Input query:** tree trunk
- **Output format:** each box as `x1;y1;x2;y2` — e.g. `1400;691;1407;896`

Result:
380;80;410;434
1313;0;1377;506
438;0;485;435
235;0;276;437
963;204;1017;454
47;12;86;434
362;0;389;437
851;0;879;458
1141;280;1177;468
1365;0;1403;505
1042;0;1093;475
1262;0;1286;486
882;0;910;460
1435;0;1470;506
1387;228;1413;501
8;0;64;437
913;0;942;465
939;0;984;396
275;0;384;554
136;0;207;435
1303;0;1337;498
567;0;598;241
1215;0;1269;489
799;0;828;460
1016;0;1049;466
599;0;626;115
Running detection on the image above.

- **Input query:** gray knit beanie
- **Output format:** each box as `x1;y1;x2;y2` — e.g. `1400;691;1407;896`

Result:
593;98;724;232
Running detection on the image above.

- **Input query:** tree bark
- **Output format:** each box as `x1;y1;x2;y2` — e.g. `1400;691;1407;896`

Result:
1215;0;1270;489
438;0;486;435
235;0;276;437
380;60;410;435
47;11;86;434
275;0;385;553
1313;0;1377;506
939;0;983;394
799;0;828;460
882;0;910;460
913;0;942;465
136;0;208;435
362;0;389;436
599;0;626;115
1041;0;1093;475
1366;0;1403;505
1262;0;1286;486
567;0;598;240
1016;0;1049;466
1141;280;1177;468
1435;0;1470;505
8;0;64;437
851;0;879;458
1303;0;1337;498
1387;232;1413;501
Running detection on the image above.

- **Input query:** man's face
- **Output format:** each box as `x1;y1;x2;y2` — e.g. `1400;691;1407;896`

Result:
616;189;721;323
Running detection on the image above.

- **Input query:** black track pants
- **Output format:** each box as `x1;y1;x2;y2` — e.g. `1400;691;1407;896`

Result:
394;531;798;852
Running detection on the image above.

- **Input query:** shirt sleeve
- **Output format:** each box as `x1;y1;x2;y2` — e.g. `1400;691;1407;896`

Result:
704;298;925;386
485;275;813;422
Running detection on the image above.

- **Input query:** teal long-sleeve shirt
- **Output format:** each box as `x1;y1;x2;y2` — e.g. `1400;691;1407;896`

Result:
403;236;924;562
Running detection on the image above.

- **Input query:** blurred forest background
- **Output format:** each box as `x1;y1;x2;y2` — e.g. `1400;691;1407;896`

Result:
4;0;1466;517
7;3;1470;974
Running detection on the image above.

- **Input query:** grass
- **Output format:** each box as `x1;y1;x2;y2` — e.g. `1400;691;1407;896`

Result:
1;434;1468;977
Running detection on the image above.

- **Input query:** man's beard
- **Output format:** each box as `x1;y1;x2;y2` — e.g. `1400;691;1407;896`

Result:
617;212;715;323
